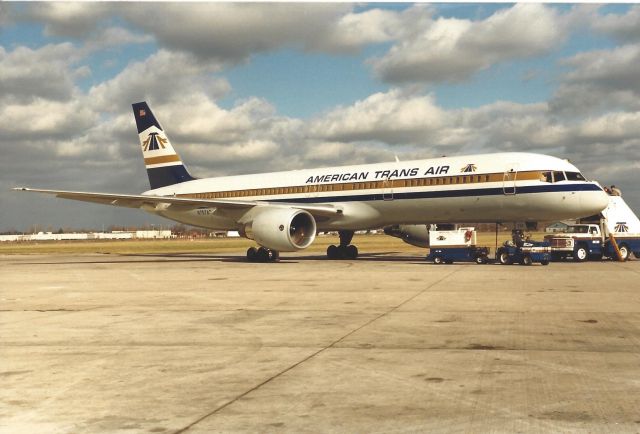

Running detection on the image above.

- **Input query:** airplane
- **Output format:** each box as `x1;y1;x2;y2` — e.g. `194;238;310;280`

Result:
14;102;610;262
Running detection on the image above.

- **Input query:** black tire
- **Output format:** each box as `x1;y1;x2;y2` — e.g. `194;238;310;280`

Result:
540;260;549;266
522;255;533;266
247;247;257;262
346;245;358;259
257;247;270;262
271;250;280;261
498;250;512;265
618;244;630;261
574;245;588;262
475;256;484;264
634;252;640;259
327;244;338;259
433;256;444;265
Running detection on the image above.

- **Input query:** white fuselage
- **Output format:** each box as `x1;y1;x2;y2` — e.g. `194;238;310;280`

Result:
143;152;609;231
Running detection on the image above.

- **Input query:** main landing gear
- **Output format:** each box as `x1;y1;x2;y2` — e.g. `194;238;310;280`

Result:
326;230;359;260
247;246;279;262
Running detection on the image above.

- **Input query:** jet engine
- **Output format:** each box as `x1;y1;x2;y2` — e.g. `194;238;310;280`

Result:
383;224;430;248
241;208;316;252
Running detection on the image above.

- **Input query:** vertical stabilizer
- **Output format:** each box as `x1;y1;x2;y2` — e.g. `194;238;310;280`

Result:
132;102;195;190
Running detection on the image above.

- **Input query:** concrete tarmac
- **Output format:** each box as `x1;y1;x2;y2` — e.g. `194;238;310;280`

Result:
1;252;640;433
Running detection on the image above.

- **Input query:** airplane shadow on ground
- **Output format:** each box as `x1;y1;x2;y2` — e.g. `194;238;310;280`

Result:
8;251;469;266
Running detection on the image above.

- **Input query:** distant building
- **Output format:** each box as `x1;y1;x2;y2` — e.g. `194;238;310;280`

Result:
0;230;173;242
545;221;575;233
135;230;173;239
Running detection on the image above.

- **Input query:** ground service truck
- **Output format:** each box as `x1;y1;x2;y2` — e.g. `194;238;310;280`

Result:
545;196;640;261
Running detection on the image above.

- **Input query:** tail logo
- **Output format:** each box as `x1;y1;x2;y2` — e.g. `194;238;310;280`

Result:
142;132;168;151
615;222;629;233
461;163;477;173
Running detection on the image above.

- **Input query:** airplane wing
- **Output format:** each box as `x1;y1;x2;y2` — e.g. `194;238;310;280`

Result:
13;187;342;217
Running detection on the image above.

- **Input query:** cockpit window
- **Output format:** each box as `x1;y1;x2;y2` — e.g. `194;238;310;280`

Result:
565;171;586;181
540;171;552;183
553;171;566;182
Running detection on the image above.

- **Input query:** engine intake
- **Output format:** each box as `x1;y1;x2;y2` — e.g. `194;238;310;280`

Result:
242;208;316;252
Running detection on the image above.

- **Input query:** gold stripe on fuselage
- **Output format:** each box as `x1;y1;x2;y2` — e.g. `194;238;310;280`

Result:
176;170;548;200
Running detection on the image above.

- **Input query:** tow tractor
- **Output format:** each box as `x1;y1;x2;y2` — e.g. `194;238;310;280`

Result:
545;196;640;261
496;230;551;266
426;227;490;264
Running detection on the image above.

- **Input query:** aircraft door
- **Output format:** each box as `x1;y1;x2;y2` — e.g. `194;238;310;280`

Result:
502;165;518;195
383;178;394;201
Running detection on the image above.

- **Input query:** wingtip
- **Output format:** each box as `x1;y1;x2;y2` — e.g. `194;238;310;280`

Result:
13;187;28;191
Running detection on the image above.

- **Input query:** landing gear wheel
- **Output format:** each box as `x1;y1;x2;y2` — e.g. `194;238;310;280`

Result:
574;246;588;262
249;246;279;262
346;245;358;259
247;247;257;261
522;255;533;266
326;231;359;260
327;245;339;259
257;247;270;262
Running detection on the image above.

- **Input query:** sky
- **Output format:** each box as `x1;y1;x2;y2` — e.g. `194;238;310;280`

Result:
1;2;639;232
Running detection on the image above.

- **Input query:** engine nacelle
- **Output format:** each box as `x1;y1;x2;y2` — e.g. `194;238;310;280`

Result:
383;224;430;248
241;208;316;252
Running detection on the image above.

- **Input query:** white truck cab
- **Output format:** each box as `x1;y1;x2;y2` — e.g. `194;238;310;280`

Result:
545;196;640;261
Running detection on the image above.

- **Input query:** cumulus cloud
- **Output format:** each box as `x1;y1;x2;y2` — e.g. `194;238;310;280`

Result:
88;50;230;112
84;27;153;51
120;3;351;62
20;3;417;62
591;5;640;42
372;3;564;83
0;44;81;103
23;2;112;38
550;43;640;116
308;88;448;145
0;98;97;142
310;7;410;53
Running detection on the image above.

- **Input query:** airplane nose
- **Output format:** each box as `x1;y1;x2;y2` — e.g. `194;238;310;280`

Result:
581;186;609;215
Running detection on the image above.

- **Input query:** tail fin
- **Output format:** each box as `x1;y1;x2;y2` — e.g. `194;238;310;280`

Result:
132;102;195;190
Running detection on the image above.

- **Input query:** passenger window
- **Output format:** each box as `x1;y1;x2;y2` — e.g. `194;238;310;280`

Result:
553;171;566;182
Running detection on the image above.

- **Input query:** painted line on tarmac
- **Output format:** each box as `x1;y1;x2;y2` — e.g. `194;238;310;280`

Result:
172;268;460;434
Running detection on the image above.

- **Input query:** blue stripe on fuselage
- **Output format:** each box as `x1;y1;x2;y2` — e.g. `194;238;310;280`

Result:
268;183;602;204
